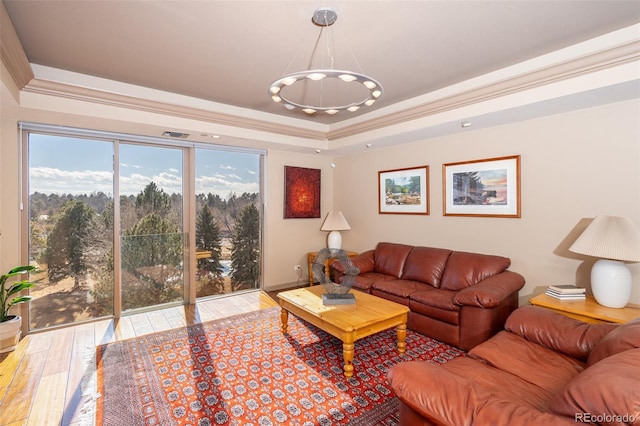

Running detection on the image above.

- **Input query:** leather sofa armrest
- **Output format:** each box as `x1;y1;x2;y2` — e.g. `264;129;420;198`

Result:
388;361;484;425
505;305;617;361
453;270;525;309
332;249;375;274
388;361;576;425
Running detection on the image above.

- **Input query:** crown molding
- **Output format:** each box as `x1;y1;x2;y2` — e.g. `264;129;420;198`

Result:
328;40;640;141
20;38;639;146
0;1;34;91
23;78;327;142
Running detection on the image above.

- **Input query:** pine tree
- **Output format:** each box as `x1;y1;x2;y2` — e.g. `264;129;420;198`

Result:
45;200;95;289
229;203;260;291
196;206;224;293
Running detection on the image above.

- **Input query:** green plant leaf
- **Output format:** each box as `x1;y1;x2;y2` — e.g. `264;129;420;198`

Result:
7;281;35;296
9;296;33;305
3;265;36;278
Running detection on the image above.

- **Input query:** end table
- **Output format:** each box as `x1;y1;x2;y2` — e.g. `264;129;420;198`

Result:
529;293;640;324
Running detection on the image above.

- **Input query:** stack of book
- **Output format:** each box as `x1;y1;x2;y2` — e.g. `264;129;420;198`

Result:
545;285;586;300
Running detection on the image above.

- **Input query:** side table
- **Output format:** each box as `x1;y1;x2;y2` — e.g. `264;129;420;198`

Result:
529;293;640;324
307;250;358;286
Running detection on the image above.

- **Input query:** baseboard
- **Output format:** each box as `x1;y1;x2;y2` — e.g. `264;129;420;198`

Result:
264;281;307;292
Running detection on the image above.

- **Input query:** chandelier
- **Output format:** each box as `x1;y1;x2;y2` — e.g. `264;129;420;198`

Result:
268;7;383;115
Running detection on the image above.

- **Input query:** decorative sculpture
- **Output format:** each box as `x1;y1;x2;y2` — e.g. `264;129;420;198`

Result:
312;248;360;304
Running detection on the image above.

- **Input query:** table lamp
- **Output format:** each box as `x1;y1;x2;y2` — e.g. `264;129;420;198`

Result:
321;211;351;250
569;215;640;308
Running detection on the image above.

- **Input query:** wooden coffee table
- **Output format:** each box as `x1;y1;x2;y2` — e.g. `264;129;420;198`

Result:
277;286;410;378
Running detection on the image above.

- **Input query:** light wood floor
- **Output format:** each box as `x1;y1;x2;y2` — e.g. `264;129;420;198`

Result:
0;290;279;426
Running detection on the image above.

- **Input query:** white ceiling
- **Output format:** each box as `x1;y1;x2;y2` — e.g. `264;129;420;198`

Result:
4;0;640;129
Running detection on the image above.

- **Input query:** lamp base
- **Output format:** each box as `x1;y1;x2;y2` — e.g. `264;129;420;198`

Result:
591;259;632;308
327;230;342;250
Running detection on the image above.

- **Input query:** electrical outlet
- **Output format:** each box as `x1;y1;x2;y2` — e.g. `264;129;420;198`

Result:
293;265;301;271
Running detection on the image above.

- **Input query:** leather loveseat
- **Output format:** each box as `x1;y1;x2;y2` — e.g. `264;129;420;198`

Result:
332;242;525;350
388;306;640;425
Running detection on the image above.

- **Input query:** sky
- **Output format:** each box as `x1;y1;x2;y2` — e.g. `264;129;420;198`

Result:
28;134;260;198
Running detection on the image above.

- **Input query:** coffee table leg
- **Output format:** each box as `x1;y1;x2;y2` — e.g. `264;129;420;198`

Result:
397;323;407;354
280;307;289;334
342;332;355;378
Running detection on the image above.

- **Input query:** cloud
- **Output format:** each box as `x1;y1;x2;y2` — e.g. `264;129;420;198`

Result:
30;166;259;199
30;167;113;195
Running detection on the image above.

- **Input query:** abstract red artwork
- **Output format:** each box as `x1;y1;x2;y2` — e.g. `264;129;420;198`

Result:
284;166;321;218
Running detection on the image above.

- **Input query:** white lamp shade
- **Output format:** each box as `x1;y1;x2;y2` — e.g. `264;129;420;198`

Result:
569;215;640;308
569;216;640;262
321;211;351;250
321;211;351;231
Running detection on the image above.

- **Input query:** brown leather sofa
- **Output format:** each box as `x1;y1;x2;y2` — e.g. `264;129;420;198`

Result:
388;306;640;425
332;242;525;350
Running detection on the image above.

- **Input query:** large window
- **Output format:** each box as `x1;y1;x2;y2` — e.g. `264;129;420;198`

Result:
23;124;263;331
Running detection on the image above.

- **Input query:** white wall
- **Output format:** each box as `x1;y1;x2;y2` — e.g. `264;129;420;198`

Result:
333;99;640;303
264;150;335;289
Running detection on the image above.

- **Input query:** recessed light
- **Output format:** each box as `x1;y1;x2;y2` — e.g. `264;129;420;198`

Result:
365;143;374;148
315;149;322;153
211;135;221;139
461;121;472;128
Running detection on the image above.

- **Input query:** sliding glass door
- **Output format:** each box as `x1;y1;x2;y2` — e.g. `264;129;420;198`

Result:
27;133;115;329
119;143;186;312
194;148;261;297
24;125;263;331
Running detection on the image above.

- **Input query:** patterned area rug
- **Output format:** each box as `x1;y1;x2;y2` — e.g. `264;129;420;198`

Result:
96;307;464;425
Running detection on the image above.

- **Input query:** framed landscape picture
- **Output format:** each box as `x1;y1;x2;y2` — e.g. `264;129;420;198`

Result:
443;155;520;217
378;166;429;214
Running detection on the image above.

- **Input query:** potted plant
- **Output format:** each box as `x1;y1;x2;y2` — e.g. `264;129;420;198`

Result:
0;265;36;353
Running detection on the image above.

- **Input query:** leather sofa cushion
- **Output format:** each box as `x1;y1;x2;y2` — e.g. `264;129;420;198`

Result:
401;246;452;287
351;272;395;292
410;288;457;311
506;306;616;362
409;286;459;325
441;357;554;411
440;251;511;291
350;249;375;274
372;279;427;299
409;301;459;325
587;317;640;366
469;331;584;396
374;242;413;278
550;348;640;421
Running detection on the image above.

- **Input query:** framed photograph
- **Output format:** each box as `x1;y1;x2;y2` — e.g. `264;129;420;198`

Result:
378;166;429;214
284;166;321;218
443;155;520;217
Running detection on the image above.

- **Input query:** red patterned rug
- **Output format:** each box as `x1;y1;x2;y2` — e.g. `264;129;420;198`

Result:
96;307;464;425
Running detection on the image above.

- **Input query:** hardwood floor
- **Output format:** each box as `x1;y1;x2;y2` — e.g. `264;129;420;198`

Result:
0;290;280;426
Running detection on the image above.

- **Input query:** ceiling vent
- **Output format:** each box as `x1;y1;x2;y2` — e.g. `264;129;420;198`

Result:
162;131;189;138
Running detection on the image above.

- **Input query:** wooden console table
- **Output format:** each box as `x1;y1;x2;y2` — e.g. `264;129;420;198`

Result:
529;293;640;324
307;250;358;286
